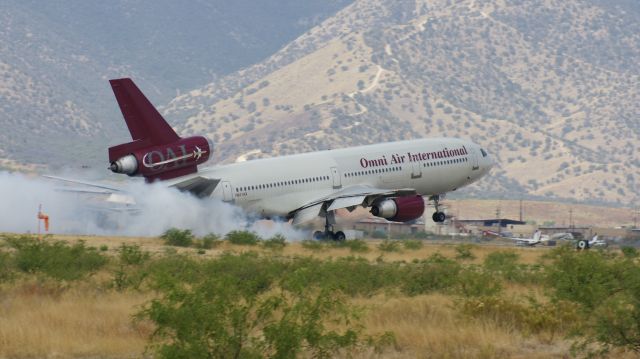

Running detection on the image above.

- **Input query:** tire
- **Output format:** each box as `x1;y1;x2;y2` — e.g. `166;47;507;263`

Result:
333;231;346;241
576;240;589;250
313;231;324;240
437;212;446;222
432;212;439;222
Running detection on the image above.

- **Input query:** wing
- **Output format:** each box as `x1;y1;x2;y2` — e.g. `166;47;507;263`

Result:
43;174;219;199
290;184;417;225
43;175;124;192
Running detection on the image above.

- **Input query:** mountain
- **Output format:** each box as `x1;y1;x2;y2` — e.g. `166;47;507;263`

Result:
164;0;639;205
0;0;352;168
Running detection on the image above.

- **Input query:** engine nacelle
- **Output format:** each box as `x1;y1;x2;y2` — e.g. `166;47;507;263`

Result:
370;195;425;222
109;136;210;181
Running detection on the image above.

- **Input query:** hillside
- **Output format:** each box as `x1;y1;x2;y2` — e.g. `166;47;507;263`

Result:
0;0;352;167
164;0;640;205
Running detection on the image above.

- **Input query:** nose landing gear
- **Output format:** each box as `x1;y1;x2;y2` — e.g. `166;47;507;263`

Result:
430;195;446;223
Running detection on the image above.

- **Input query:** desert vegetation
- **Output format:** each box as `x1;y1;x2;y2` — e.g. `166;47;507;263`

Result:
0;231;639;358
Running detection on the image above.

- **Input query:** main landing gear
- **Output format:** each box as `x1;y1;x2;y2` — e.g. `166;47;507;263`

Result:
430;195;446;223
313;211;346;241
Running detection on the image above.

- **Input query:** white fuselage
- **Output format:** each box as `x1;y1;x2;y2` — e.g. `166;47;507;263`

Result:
194;137;493;217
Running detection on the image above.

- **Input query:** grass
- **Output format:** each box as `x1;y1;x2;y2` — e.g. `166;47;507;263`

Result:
0;233;636;358
356;294;561;358
0;281;151;358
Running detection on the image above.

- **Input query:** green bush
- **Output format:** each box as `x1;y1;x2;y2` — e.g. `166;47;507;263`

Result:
455;267;502;297
378;240;401;252
263;235;287;250
459;296;580;338
146;253;203;290
283;256;401;297
403;239;423;250
621;246;639;259
543;246;640;354
140;270;364;358
225;230;260;246
118;243;150;266
113;243;150;291
401;253;461;295
583;291;640;355
483;250;537;283
99;244;109;252
11;238;107;281
197;233;222;249
544;246;625;311
454;244;476;261
161;228;194;247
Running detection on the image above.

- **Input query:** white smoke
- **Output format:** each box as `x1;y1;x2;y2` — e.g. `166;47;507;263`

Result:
0;171;307;240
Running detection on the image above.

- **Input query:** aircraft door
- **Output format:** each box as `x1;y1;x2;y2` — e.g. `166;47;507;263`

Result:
330;167;342;189
221;181;234;202
411;161;422;179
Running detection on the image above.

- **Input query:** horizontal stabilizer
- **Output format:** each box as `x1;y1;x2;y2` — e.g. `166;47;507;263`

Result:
42;175;123;193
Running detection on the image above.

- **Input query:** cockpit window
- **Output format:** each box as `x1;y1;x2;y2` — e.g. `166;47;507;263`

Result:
480;148;488;157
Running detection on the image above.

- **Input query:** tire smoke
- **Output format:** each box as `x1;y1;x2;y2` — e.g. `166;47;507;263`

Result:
0;171;306;240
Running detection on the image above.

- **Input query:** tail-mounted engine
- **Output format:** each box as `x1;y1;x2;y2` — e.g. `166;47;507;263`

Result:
370;195;425;222
109;136;210;181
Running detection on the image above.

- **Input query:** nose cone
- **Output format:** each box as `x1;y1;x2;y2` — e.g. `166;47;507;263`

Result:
480;149;495;175
487;153;496;169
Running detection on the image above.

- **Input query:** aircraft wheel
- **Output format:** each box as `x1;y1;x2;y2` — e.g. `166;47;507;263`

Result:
576;240;589;250
333;231;346;242
313;231;325;240
432;212;446;222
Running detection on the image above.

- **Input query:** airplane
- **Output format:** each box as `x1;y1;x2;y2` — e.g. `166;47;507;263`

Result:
576;234;606;250
73;78;495;240
484;229;549;246
510;230;549;247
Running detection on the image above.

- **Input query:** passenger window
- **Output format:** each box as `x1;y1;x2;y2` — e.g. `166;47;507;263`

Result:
480;148;488;157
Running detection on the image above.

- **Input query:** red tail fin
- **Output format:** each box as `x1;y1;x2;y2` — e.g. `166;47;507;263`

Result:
107;78;210;181
109;78;180;145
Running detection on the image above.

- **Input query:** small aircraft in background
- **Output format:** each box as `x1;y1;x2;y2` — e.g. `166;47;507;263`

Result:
576;234;606;250
483;229;548;246
510;230;549;247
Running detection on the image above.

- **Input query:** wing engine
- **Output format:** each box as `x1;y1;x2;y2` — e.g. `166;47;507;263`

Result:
370;195;425;222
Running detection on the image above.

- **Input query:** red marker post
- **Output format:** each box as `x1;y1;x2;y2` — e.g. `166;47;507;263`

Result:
37;204;49;240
